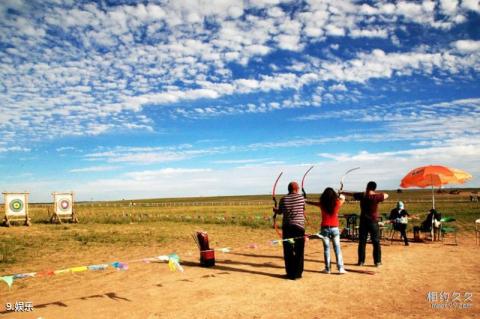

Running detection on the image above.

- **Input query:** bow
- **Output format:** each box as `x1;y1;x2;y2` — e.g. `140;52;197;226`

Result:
272;172;283;238
339;167;360;193
301;166;314;199
301;166;314;224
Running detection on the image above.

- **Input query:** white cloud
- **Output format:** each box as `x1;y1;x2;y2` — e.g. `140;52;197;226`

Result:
276;34;302;51
56;146;76;152
440;0;459;16
0;0;479;147
461;0;480;12
213;158;272;164
329;83;347;92
22;139;480;201
0;146;31;153
84;146;221;164
453;40;480;53
69;165;120;173
349;28;388;39
325;25;345;37
124;168;212;181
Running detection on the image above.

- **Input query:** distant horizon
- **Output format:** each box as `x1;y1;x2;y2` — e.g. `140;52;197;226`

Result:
4;186;479;205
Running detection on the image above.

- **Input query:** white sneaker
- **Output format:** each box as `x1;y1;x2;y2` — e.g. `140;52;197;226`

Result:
321;269;330;274
338;268;347;274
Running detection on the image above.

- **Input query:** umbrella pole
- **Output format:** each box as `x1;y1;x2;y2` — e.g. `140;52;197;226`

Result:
431;184;435;209
431;179;435;241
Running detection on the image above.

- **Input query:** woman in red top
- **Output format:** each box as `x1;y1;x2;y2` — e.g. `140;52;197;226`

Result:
307;187;346;274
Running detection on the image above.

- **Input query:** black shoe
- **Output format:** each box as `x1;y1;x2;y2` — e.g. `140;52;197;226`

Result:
405;243;409;246
356;262;364;266
375;262;382;267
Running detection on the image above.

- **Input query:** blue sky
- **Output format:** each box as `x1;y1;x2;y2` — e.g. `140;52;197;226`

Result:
1;0;479;202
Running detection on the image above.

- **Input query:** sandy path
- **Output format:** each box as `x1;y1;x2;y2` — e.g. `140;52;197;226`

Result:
1;233;479;319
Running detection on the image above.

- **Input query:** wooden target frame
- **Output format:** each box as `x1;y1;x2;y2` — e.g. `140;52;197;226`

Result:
50;192;78;224
2;192;31;227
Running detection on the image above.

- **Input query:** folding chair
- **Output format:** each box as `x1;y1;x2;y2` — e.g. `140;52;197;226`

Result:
389;224;403;245
378;214;389;240
440;217;457;245
344;214;359;241
378;220;393;245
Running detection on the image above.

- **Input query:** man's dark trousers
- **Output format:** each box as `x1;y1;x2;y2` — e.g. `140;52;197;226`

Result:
358;218;381;264
282;224;305;279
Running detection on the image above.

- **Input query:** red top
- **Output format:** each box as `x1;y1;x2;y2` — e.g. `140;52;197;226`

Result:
321;199;342;227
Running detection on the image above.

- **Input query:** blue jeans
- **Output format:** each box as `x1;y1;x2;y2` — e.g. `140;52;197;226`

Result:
321;226;344;271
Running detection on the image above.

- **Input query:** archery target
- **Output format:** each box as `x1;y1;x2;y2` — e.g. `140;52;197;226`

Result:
54;193;73;215
5;193;27;216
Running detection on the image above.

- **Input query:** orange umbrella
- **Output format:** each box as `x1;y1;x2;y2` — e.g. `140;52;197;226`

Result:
401;165;472;242
400;165;472;208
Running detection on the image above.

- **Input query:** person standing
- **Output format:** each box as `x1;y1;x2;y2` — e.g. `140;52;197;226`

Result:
307;187;347;274
342;181;389;267
389;201;410;246
273;181;305;280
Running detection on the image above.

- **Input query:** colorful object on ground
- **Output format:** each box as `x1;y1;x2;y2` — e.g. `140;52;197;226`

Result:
216;247;231;253
1;276;14;288
167;254;184;272
111;262;128;270
71;266;89;273
0;252;181;289
38;270;55;276
54;269;71;275
400;165;472;208
13;273;35;279
88;264;109;271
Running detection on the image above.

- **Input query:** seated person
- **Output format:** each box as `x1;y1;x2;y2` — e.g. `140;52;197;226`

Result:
413;209;442;241
389;201;410;246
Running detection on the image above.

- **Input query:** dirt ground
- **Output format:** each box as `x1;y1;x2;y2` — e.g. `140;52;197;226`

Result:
1;229;479;319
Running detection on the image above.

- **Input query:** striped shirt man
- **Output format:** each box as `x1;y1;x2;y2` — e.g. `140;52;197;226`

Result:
278;193;305;230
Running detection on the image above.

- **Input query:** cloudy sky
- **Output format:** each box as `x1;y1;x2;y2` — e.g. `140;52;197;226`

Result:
1;0;479;202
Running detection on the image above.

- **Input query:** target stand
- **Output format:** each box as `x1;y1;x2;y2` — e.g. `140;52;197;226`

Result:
50;192;78;224
2;192;31;227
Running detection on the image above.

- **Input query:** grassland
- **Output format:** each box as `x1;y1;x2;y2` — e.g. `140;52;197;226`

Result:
1;189;479;272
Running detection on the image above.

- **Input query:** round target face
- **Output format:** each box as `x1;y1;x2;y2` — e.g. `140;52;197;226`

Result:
9;199;24;213
59;199;70;211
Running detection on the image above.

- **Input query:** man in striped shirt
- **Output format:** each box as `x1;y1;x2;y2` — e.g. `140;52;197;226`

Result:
273;181;306;280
